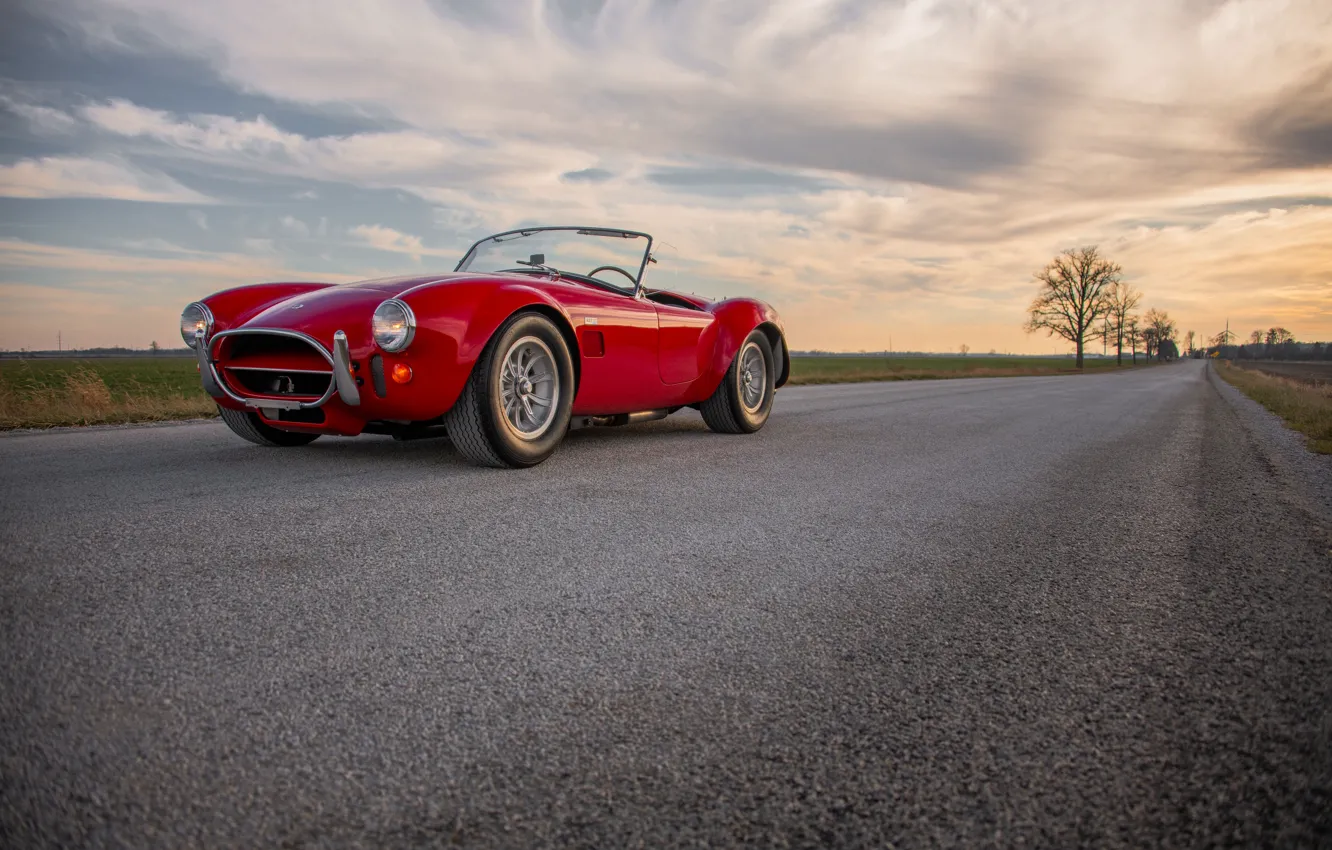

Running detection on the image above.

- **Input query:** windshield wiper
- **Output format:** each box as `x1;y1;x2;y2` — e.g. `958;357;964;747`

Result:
575;228;635;238
491;230;539;243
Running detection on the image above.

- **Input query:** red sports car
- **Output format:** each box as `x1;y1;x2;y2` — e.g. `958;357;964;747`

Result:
182;226;788;468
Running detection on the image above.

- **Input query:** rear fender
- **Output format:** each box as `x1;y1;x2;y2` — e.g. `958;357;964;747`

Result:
705;299;787;389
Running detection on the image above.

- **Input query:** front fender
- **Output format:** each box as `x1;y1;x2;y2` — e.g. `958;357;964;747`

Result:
397;280;577;413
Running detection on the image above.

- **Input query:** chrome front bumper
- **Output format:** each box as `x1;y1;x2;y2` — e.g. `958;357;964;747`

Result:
196;327;361;409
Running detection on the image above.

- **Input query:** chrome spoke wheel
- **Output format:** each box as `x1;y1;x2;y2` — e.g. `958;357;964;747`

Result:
499;335;559;440
738;340;766;413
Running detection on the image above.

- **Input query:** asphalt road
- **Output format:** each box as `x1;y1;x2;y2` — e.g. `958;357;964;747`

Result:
2;361;1329;847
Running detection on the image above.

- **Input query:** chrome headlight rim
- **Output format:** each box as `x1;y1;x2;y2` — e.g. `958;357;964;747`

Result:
180;301;215;349
372;298;417;353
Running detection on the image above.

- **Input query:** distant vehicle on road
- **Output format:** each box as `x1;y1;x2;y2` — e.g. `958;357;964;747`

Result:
181;226;787;467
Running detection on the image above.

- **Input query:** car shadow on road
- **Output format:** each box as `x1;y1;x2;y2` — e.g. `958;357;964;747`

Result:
207;413;723;471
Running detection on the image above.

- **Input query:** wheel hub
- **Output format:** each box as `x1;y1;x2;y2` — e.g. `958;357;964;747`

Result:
738;341;766;414
499;335;560;441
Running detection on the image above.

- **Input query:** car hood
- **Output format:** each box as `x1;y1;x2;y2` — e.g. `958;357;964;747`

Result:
241;273;473;337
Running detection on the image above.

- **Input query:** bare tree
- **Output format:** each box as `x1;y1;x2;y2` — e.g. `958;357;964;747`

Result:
1127;317;1141;364
1142;327;1159;362
1249;329;1263;346
959;344;970;356
1143;308;1176;361
148;340;160;354
1184;330;1195;354
1101;281;1142;366
1023;246;1121;369
1261;327;1294;360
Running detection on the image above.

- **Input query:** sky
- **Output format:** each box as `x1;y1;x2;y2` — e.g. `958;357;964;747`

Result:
1;0;1329;354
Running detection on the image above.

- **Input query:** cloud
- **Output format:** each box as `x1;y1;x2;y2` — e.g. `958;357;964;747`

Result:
1;96;79;135
561;168;613;184
279;214;309;237
0;156;211;202
1243;63;1332;169
347;224;454;262
645;164;842;196
0;237;308;278
58;96;612;210
66;0;1322;185
188;209;208;229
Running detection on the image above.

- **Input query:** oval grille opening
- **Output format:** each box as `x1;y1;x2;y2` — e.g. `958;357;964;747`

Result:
215;331;333;401
226;368;331;397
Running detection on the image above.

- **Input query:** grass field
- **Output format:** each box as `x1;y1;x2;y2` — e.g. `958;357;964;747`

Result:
787;355;1137;384
1231;360;1332;387
1216;361;1332;454
0;357;215;429
0;353;1148;430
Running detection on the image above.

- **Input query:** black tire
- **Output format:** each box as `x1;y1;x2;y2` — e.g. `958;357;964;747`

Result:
446;312;575;468
700;330;776;434
217;405;321;447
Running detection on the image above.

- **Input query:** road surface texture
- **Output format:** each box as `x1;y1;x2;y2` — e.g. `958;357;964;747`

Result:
2;360;1329;847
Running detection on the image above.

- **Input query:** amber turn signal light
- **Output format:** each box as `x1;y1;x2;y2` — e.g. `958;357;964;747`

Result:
390;363;413;384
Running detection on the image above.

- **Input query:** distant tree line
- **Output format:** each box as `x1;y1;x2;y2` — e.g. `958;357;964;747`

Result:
0;345;193;359
1205;326;1327;361
1022;246;1179;368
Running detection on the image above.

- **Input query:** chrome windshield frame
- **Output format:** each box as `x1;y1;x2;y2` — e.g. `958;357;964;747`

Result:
455;226;655;297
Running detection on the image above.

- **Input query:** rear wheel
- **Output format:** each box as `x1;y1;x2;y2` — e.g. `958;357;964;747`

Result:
446;312;574;468
217;406;321;447
700;330;776;434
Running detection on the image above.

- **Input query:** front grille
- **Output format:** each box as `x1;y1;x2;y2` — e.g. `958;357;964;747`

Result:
215;331;333;401
225;368;332;398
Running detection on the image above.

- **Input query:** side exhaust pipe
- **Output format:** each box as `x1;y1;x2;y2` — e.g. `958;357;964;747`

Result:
571;409;673;429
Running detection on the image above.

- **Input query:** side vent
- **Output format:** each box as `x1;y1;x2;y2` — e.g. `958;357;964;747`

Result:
580;328;605;357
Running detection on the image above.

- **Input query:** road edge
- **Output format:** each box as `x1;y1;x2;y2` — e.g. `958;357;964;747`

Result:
1206;360;1332;520
0;416;219;438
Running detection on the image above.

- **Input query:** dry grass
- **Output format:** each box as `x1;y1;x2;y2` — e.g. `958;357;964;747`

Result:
0;362;216;429
1215;361;1332;454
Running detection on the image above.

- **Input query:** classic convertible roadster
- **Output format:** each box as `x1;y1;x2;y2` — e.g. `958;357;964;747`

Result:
182;226;787;468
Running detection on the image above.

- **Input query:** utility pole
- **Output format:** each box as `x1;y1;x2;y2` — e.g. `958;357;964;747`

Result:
57;330;61;353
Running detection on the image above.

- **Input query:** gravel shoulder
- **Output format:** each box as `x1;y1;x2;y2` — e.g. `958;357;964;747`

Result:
1207;359;1332;519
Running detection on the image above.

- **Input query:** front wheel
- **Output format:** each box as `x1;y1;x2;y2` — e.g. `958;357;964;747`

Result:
446;312;575;468
700;330;776;434
217;406;321;447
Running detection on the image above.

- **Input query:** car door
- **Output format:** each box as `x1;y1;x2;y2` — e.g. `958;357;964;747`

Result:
654;302;717;385
562;289;669;414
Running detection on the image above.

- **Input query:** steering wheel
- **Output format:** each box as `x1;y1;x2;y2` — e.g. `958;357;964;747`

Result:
586;265;636;286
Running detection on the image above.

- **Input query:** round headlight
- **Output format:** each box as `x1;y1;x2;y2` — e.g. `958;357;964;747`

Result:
372;299;416;352
180;302;214;349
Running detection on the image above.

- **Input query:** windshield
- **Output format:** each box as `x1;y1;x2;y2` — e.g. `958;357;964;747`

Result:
455;227;653;293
